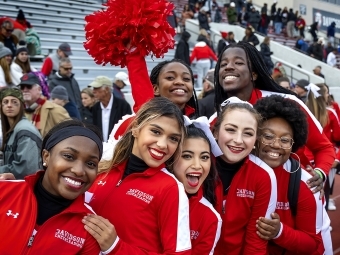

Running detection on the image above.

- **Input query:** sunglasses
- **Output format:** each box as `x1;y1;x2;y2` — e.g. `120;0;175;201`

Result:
20;84;34;90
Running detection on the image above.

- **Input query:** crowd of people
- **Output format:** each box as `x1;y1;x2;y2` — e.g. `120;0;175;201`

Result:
0;0;339;254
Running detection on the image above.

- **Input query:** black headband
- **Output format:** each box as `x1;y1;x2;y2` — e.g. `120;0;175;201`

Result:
45;126;103;159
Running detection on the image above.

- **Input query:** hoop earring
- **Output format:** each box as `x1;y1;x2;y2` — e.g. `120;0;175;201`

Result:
289;152;301;174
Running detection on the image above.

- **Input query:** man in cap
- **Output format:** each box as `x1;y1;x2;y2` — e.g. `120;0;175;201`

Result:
19;73;70;137
294;79;309;102
41;42;73;78
89;76;132;142
112;71;131;100
198;69;215;118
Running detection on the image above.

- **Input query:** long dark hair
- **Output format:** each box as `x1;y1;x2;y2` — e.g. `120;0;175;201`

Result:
150;59;199;118
214;41;295;115
14;55;32;74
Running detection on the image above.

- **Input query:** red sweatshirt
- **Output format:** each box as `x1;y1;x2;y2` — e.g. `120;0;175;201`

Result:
324;107;340;143
213;155;277;255
268;161;324;255
209;89;335;176
40;57;53;77
88;161;191;255
190;42;218;64
0;171;101;254
189;187;222;255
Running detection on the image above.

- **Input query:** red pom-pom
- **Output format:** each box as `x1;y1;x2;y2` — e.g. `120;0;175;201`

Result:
84;0;176;67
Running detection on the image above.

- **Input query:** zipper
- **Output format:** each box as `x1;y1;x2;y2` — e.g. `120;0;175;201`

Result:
27;230;37;247
116;179;122;187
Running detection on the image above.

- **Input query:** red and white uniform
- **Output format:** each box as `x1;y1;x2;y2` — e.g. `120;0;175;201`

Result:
0;171;101;255
214;155;277;255
268;160;324;255
189;42;218;63
324;107;340;144
189;187;222;255
88;161;191;255
209;89;335;176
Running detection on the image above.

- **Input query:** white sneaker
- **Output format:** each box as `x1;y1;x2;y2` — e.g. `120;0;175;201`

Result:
328;199;336;210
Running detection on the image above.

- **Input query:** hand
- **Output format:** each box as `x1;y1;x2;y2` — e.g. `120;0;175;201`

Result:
332;161;339;168
306;166;324;199
83;214;117;251
256;213;281;240
0;173;15;180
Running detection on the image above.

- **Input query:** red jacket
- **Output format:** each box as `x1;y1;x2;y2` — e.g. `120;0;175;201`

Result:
209;89;335;176
213;155;277;255
189;187;222;255
190;42;218;63
268;161;324;255
0;171;101;255
324;107;340;143
40;57;53;77
88;161;192;255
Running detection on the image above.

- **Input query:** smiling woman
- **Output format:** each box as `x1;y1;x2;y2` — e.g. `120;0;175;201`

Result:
0;119;104;254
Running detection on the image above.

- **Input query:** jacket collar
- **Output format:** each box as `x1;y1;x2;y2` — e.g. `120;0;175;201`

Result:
116;159;166;177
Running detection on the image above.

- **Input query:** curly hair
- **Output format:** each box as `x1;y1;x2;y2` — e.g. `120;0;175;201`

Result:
214;41;296;115
254;95;308;152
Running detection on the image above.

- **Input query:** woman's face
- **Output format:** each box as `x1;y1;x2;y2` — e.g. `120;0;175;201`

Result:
173;137;211;194
153;62;194;110
18;51;28;62
215;108;257;163
132;116;182;168
218;47;255;97
42;136;100;200
81;92;95;107
257;117;293;168
1;96;21;119
5;55;12;65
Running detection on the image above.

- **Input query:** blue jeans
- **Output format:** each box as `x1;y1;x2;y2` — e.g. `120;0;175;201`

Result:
259;27;267;35
274;22;282;34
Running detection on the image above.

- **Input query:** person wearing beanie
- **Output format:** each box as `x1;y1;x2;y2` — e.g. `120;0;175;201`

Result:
0;42;14;87
174;30;191;65
10;41;37;85
198;69;215;118
294;79;309;102
16;9;32;30
51;85;81;119
0;87;42;179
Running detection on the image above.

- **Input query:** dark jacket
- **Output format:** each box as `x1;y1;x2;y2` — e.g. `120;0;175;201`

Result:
174;31;191;65
287;11;296;22
247;11;261;28
198;90;215;118
242;33;259;46
197;34;215;52
92;95;132;137
327;22;336;37
198;12;210;31
64;101;81;119
273;10;282;23
112;83;125;99
217;39;227;56
270;3;277;16
49;73;82;111
0;33;18;57
260;43;274;70
80;106;93;124
308;43;323;61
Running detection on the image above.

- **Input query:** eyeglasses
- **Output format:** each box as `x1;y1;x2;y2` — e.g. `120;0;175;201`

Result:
261;133;294;149
61;66;73;71
20;84;34;90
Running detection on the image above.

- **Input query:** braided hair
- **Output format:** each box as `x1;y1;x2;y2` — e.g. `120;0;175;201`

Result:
214;41;295;115
150;59;199;118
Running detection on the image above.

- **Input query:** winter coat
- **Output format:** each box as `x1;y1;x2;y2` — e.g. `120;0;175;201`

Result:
227;8;237;24
174;31;191;65
80;106;93;124
0;117;42;179
198;89;215;118
247;11;261;27
260;43;274;70
242;33;259;46
327;22;336;37
64;101;81;119
198;12;210;31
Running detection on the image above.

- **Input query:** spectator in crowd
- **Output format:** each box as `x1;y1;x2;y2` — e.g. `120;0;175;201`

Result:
50;85;81;119
113;71;130;99
48;57;82;111
190;40;217;88
246;0;253;12
197;29;215;52
181;4;194;31
227;2;237;25
198;69;215;118
41;43;72;78
10;42;36;85
236;0;244;13
273;8;282;34
261;3;267;14
212;0;222;23
296;16;306;38
260;36;274;73
237;6;248;26
309;21;319;42
295;36;309;53
286;8;297;38
80;88;96;124
0;42;14;87
258;11;270;35
227;31;236;44
247;6;261;31
325;42;334;58
327;47;338;67
0;88;42;179
293;79;309;102
166;9;178;31
217;31;229;56
19;72;70;137
198;6;210;32
241;26;259;46
0;20;18;57
307;38;324;62
174;30;191;65
313;65;325;78
275;76;291;90
270;0;277;19
327;21;336;46
281;7;289;30
89;76;132;142
16;9;32;30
